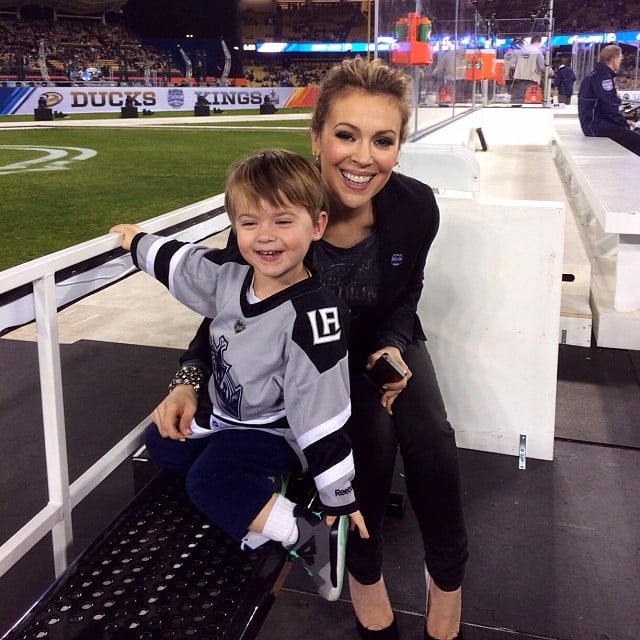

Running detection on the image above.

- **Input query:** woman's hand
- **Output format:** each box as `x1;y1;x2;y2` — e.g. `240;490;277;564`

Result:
151;384;198;441
366;346;412;415
325;509;369;539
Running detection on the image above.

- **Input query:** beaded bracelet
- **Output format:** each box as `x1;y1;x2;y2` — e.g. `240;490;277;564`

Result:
168;364;206;394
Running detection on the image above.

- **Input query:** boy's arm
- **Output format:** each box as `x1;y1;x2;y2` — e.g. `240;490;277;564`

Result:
122;229;221;372
286;297;357;516
110;224;224;318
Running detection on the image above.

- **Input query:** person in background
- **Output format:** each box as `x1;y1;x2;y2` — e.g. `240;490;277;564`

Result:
154;58;468;640
110;148;368;602
578;44;640;155
502;42;518;84
511;35;545;104
554;55;577;105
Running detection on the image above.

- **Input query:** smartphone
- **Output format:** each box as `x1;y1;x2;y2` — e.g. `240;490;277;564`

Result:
364;353;406;392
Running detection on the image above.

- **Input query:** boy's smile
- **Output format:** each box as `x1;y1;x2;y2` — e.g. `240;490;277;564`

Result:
234;195;327;299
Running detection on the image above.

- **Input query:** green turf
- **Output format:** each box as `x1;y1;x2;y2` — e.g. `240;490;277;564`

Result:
0;123;311;270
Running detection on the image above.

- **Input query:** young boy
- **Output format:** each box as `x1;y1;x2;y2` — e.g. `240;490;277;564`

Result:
110;149;367;601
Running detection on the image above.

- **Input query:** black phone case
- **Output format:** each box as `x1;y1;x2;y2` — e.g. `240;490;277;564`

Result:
364;354;405;392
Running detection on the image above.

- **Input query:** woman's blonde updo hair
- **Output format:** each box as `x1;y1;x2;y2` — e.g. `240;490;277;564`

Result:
310;57;413;144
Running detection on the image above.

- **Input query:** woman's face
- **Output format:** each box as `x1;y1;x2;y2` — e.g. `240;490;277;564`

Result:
311;88;403;214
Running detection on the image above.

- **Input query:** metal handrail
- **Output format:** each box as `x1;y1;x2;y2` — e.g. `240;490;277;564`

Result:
0;194;230;580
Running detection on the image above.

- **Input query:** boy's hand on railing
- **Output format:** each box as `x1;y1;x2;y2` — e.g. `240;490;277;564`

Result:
109;223;143;250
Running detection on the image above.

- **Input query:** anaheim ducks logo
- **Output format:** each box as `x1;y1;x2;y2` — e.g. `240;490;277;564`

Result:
39;92;63;108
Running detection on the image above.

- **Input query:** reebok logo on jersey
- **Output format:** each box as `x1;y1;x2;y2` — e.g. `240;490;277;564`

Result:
307;307;341;345
335;487;353;497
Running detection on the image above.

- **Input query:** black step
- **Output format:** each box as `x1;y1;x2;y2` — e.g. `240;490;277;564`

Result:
3;471;290;640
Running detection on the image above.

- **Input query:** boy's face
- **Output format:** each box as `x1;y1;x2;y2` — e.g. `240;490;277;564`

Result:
233;194;327;297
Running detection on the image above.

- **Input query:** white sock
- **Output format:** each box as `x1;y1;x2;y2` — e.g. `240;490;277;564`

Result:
261;494;298;546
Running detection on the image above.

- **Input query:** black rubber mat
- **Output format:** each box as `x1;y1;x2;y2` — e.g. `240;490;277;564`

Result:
259;441;640;640
630;349;640;385
3;471;290;640
0;338;183;542
555;344;640;448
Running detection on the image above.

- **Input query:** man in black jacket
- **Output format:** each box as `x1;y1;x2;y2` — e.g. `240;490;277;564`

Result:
578;44;640;155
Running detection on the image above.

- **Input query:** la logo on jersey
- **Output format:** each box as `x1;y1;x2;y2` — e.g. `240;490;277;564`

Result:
307;307;341;344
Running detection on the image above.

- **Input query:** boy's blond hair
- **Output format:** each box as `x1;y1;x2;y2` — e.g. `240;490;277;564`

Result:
225;148;325;223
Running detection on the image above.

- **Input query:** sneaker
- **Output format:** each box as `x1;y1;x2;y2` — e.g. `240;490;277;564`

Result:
286;506;348;601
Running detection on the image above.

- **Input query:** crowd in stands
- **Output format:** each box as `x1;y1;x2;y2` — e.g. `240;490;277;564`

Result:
614;45;639;90
0;16;180;83
244;60;335;87
473;0;640;34
241;3;367;45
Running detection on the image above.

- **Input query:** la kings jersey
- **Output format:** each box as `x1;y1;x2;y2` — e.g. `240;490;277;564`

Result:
131;233;356;514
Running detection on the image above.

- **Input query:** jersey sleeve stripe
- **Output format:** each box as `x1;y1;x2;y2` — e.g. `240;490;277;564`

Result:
142;235;170;281
295;403;351;450
167;244;197;297
313;451;355;490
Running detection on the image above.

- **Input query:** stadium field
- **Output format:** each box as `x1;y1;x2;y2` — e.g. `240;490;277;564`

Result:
0;113;312;270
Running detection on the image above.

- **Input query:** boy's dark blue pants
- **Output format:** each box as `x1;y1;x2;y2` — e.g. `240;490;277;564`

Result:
145;426;302;541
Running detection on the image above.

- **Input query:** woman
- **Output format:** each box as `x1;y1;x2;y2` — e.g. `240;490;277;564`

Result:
151;58;467;640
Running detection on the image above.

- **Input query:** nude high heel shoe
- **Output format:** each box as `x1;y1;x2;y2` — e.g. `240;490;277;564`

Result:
424;567;463;640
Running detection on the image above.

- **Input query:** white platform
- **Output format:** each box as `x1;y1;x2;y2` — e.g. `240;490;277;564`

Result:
398;143;480;195
553;116;640;348
419;197;565;461
465;111;592;348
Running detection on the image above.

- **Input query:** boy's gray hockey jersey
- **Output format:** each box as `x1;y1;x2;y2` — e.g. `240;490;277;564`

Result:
131;233;356;515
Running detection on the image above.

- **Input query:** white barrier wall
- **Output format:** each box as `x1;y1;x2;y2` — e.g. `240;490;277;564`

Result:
479;107;554;146
417;106;554;147
419;197;565;461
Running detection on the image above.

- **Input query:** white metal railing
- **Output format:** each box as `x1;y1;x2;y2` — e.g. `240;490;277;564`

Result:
0;194;229;580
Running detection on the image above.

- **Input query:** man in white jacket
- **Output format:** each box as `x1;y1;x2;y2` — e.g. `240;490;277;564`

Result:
512;35;545;104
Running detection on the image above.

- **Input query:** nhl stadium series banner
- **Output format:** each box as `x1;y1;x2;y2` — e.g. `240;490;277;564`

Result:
0;86;319;116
